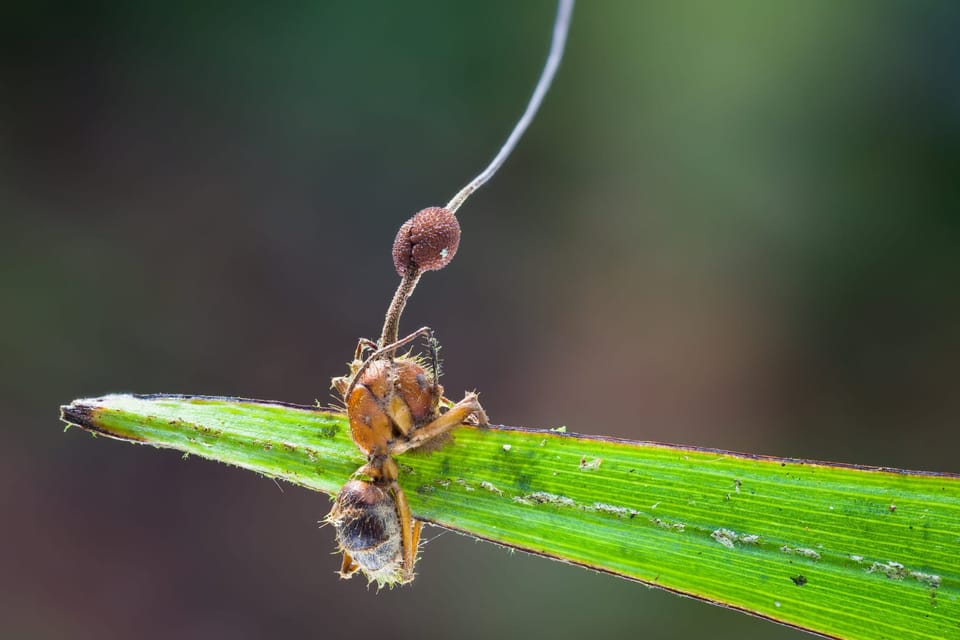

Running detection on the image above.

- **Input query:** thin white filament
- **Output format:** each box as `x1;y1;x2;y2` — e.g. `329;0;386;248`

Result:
445;0;574;214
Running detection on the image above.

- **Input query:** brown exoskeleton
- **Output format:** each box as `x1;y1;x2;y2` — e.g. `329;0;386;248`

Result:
324;0;573;585
327;207;488;586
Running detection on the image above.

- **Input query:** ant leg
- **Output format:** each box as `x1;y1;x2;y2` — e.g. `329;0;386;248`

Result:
411;519;423;556
333;337;382;396
408;519;423;578
463;400;489;426
390;482;418;583
345;327;434;400
354;337;378;361
380;326;433;358
392;392;488;455
339;551;360;579
331;375;349;397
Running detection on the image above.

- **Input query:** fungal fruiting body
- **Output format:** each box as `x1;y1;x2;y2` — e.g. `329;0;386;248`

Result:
325;0;572;586
392;206;460;275
328;205;489;586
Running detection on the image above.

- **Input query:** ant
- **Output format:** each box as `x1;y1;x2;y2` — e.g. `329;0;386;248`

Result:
328;208;489;586
325;0;574;587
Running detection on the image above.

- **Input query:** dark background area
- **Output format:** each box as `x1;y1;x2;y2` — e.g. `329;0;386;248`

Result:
2;2;958;638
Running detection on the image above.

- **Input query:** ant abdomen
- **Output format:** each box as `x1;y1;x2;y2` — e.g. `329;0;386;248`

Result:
329;480;403;582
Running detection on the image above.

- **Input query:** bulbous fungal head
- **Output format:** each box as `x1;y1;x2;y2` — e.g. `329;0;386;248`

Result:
392;206;460;276
329;480;404;586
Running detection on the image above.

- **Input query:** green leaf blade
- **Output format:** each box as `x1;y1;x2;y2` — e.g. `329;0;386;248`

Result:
61;394;960;640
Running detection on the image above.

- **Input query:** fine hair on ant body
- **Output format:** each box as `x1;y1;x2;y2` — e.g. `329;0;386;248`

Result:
326;0;574;587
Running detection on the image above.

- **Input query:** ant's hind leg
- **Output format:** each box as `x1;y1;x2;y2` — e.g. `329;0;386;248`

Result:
411;519;423;555
390;482;418;583
392;392;488;455
339;551;360;579
464;397;489;426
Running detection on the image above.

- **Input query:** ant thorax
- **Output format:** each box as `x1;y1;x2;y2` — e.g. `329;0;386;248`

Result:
344;355;442;459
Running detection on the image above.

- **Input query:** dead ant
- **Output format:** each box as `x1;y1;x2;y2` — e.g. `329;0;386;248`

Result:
325;0;574;586
327;206;488;586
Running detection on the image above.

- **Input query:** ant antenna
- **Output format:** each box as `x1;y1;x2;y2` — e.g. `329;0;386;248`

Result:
381;0;574;350
347;327;434;400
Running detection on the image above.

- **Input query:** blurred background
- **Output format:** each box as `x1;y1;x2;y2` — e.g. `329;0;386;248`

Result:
2;1;958;638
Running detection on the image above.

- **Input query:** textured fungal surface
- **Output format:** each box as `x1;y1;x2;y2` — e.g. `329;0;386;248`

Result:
392;207;460;275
